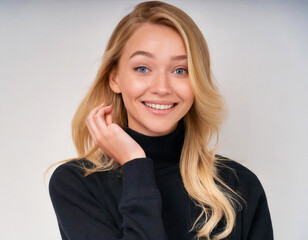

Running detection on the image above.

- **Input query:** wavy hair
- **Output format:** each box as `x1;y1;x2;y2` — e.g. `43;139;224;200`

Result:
47;1;243;239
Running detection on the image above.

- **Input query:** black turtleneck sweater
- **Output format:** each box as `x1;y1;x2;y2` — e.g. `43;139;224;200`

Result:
49;119;273;240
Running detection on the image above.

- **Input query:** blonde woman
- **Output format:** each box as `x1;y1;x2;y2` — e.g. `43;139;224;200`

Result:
48;1;273;239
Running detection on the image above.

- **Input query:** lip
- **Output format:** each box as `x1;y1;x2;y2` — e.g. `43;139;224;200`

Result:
142;101;177;116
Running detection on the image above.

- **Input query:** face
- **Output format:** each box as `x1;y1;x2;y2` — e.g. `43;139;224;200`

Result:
109;23;194;136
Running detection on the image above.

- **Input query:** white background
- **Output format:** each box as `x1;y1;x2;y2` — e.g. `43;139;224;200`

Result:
0;0;307;239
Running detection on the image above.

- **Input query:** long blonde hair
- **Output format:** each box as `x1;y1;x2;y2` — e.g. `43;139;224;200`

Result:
47;1;243;239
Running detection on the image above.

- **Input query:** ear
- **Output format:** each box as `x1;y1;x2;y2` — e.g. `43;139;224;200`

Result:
109;68;122;94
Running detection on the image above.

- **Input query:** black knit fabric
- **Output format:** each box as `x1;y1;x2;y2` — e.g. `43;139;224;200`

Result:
49;118;273;239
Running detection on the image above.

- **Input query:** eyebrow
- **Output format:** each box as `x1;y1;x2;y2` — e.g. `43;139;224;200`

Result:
171;55;187;61
130;51;153;59
129;51;187;61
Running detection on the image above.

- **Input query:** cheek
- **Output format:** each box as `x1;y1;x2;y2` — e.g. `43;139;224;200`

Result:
120;77;148;103
130;80;148;91
175;81;195;102
118;69;143;92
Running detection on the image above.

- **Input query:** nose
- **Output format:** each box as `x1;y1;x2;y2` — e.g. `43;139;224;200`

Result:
149;71;172;95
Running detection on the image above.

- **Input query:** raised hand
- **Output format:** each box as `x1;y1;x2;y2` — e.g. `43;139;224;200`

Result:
86;103;146;165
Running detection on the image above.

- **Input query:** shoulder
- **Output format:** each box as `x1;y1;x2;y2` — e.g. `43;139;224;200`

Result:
49;158;122;193
49;158;96;191
50;158;91;179
214;154;266;201
215;155;274;238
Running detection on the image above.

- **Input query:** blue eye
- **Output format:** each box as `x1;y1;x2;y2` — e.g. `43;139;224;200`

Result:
174;68;187;75
134;66;149;73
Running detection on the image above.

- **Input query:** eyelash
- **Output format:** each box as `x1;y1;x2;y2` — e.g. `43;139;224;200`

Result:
134;66;149;73
174;68;188;75
133;66;188;75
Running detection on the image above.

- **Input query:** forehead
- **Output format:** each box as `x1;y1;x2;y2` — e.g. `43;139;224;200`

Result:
122;23;187;56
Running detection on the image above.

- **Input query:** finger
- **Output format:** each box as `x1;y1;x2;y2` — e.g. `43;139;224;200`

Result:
87;122;110;156
87;103;105;121
93;105;113;132
105;106;113;126
87;121;98;145
86;104;107;139
106;114;113;126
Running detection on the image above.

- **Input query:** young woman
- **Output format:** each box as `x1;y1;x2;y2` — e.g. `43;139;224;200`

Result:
48;1;273;239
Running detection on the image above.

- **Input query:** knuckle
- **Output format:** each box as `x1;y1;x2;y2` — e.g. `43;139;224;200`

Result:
94;114;101;120
97;108;105;115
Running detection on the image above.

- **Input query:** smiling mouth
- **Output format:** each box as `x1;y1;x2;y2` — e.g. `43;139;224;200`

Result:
142;101;177;110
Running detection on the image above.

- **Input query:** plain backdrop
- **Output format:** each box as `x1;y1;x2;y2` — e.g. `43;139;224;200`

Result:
0;0;307;239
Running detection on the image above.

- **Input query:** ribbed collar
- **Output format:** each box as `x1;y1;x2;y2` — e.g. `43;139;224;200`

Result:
124;118;185;171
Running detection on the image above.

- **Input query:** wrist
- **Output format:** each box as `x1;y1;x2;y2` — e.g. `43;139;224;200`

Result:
129;151;146;160
121;151;146;165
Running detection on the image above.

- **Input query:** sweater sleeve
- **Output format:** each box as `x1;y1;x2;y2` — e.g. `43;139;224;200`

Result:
49;158;168;240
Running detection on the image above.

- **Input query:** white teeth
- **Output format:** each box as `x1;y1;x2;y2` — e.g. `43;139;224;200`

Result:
144;102;175;110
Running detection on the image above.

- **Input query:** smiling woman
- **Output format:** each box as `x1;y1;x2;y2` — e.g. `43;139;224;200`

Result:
47;1;273;240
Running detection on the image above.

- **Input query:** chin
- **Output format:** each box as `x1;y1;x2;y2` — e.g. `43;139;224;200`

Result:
143;121;178;136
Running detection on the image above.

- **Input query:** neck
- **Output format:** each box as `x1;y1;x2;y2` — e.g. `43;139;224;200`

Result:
124;118;185;170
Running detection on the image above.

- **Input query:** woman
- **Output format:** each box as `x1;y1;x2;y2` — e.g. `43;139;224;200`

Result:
48;1;273;239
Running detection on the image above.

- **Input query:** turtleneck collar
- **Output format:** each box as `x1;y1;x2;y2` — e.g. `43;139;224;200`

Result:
124;118;185;171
